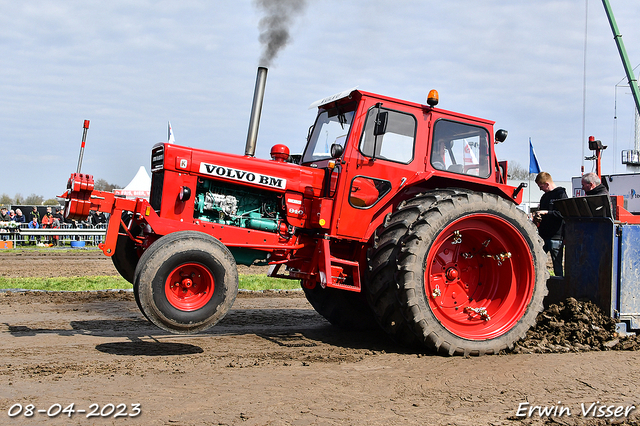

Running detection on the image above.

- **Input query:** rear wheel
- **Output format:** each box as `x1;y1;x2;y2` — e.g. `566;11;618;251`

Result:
134;231;238;334
111;212;141;284
302;283;377;330
110;212;146;318
367;191;457;345
396;190;547;355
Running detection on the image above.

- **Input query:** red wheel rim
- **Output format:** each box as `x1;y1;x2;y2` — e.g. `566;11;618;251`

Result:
165;263;214;311
425;214;534;340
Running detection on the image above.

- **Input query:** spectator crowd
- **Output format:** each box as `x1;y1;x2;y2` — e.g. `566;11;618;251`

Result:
0;205;107;246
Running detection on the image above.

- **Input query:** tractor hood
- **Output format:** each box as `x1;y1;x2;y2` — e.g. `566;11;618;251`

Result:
154;142;326;197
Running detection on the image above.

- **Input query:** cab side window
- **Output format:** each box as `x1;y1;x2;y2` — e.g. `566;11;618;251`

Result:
349;176;392;209
359;108;416;164
431;120;491;178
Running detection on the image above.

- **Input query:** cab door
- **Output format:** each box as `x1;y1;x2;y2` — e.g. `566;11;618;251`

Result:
335;103;420;239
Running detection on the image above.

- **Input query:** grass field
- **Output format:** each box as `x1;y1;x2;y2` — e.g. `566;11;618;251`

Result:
0;248;301;291
0;275;300;292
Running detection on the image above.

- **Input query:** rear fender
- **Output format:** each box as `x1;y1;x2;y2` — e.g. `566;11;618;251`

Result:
358;174;521;244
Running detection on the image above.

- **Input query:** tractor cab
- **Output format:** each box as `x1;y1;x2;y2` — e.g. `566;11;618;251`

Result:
299;88;513;240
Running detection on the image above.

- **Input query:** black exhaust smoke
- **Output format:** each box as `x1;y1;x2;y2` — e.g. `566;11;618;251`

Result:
245;67;268;157
255;0;307;67
245;1;306;156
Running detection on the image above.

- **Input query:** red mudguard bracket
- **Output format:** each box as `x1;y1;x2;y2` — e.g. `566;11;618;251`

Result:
99;207;124;257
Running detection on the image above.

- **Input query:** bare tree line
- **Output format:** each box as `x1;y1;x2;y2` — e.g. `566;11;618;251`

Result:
0;179;120;207
1;163;533;208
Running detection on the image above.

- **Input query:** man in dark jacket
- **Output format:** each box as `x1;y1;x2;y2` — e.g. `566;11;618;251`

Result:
53;207;64;224
28;206;40;223
534;172;568;277
581;172;609;196
0;207;10;221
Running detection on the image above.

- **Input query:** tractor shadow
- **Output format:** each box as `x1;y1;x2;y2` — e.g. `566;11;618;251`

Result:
95;340;204;356
4;308;423;356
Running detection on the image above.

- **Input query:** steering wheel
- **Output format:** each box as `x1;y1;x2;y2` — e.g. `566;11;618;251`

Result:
432;161;445;170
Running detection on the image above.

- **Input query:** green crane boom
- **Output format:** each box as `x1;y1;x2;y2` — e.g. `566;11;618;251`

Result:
602;0;640;117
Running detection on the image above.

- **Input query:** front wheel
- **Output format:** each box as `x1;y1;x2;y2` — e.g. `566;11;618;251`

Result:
134;231;238;334
396;190;548;355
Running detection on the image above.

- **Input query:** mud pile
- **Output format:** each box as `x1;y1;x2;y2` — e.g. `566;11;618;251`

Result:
512;298;640;354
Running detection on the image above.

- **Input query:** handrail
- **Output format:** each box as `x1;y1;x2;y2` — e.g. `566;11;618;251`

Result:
0;223;108;246
18;228;106;236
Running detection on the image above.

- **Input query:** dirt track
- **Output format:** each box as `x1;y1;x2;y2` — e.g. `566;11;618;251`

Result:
0;249;639;425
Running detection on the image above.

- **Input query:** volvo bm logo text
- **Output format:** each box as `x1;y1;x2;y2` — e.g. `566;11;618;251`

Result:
199;163;287;189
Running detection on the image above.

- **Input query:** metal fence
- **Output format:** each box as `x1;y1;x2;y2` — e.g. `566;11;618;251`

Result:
0;223;107;247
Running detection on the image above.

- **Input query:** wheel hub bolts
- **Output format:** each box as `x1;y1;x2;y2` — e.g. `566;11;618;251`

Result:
445;267;459;281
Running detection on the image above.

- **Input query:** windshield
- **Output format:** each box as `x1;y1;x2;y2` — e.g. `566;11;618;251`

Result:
302;103;356;164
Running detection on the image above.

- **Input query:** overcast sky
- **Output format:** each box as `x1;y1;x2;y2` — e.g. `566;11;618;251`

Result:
2;0;640;200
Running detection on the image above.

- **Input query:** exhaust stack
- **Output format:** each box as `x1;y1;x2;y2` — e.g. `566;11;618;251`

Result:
245;67;268;157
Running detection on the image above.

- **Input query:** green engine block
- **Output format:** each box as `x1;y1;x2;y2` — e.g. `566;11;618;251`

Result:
193;179;281;233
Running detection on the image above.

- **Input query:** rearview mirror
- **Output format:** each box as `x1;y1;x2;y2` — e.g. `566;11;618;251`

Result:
330;143;344;158
495;129;508;143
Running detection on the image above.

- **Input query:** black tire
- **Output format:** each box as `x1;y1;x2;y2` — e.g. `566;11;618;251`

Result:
111;212;140;284
367;190;458;346
302;283;378;330
134;231;238;334
394;189;548;356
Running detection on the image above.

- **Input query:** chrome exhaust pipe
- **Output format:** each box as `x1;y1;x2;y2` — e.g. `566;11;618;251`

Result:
245;67;268;157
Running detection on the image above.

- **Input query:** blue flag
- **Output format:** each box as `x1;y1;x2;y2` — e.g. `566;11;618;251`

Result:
529;138;541;174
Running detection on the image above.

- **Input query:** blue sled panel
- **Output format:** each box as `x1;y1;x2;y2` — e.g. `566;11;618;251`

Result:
618;225;640;330
562;219;616;316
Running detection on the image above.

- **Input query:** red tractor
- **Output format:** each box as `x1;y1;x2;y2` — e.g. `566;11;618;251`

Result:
62;68;547;355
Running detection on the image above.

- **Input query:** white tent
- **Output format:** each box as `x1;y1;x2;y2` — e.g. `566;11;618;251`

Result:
114;166;152;200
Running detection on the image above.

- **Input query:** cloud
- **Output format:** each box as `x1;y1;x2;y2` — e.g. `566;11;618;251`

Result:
1;0;640;200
